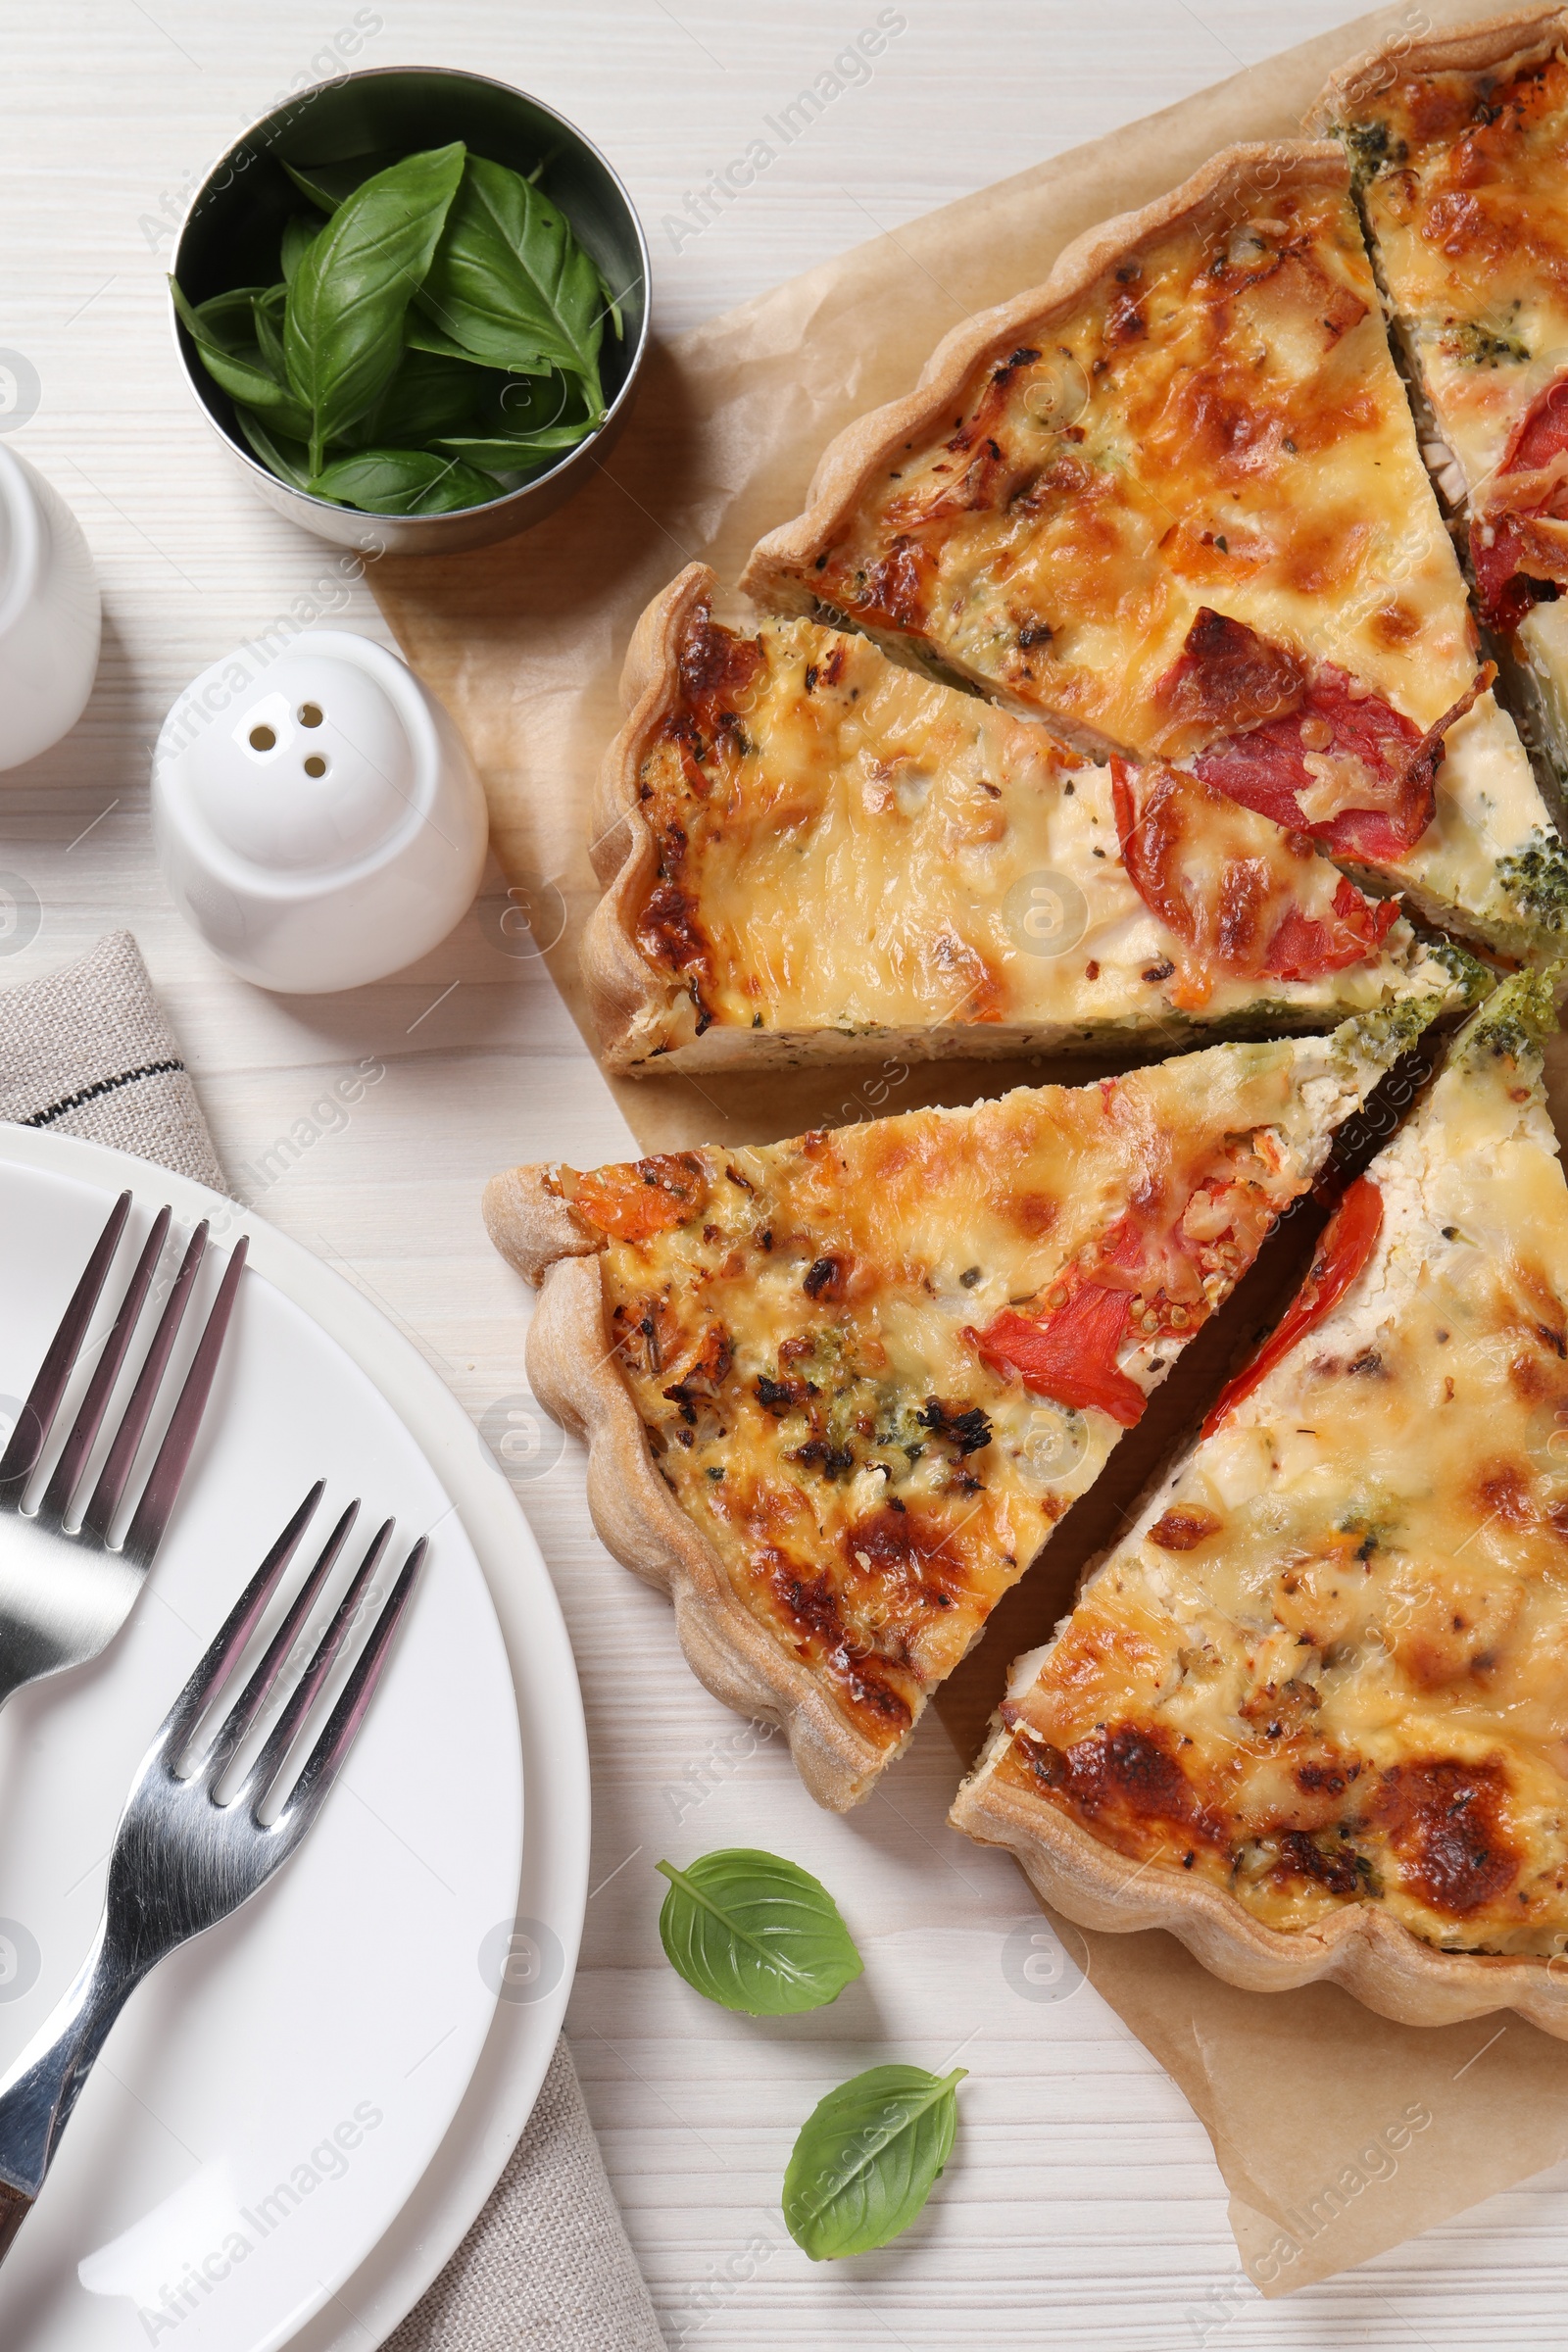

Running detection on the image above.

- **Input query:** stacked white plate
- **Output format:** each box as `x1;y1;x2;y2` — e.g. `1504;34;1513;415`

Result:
0;1125;587;2352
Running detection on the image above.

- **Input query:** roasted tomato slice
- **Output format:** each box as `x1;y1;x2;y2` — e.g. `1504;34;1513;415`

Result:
1111;760;1399;1002
1468;374;1568;626
1500;374;1568;479
567;1152;710;1242
966;1286;1146;1428
1155;610;1486;862
1201;1175;1383;1437
1195;666;1490;863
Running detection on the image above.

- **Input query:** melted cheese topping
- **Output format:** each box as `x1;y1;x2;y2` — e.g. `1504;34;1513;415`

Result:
976;1003;1568;1955
794;176;1477;746
1329;42;1568;791
1333;42;1568;489
551;1017;1427;1764
627;607;1451;1067
760;169;1556;948
1396;692;1563;940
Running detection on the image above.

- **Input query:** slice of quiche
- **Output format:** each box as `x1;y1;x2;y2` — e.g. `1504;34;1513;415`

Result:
485;997;1453;1811
586;563;1464;1073
953;973;1568;2035
1309;12;1568;807
741;142;1567;960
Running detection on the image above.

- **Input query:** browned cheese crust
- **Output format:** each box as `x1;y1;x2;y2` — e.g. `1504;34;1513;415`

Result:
483;1015;1436;1813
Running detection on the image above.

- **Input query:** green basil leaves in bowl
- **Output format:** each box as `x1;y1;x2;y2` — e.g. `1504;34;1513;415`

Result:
170;69;649;554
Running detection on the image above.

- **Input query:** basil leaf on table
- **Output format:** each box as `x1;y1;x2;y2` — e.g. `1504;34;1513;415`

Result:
432;424;594;472
279;214;322;285
233;406;314;492
783;2065;966;2261
654;1849;863;2016
284;141;466;473
308;448;502;515
418;154;612;415
170;278;313;438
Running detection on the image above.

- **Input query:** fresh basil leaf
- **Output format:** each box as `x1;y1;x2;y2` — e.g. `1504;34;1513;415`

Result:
308;447;502;514
282;151;406;215
280;214;322;285
251;282;289;384
484;368;588;434
654;1849;863;2016
783;2065;965;2261
233;405;314;493
418;154;609;415
432;424;594;472
345;347;489;451
284;141;466;473
591;251;626;341
171;277;313;438
186;284;273;333
403;315;501;365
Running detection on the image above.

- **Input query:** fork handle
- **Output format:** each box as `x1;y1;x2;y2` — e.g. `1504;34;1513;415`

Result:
0;2180;30;2262
0;1922;139;2261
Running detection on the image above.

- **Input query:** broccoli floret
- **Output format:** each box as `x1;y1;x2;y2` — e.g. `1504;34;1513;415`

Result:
1446;319;1531;368
1338;119;1405;190
1427;937;1492;1004
1498;832;1568;936
1457;967;1561;1070
1330;989;1445;1077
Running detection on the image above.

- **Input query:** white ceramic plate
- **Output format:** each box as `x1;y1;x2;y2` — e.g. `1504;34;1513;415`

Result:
0;1127;588;2351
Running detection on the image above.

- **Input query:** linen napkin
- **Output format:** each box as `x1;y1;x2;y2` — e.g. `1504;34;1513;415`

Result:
0;932;665;2352
0;930;224;1190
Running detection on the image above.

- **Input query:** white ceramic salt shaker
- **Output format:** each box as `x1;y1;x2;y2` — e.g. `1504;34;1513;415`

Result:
0;446;102;771
151;630;489;993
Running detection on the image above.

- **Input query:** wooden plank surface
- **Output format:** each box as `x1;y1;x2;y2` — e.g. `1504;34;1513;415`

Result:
6;4;1568;2345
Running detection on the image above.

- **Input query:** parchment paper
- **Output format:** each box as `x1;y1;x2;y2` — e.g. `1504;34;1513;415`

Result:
368;0;1568;2290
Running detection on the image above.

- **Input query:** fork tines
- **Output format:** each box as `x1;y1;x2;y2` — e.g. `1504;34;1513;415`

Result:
0;1190;248;1566
166;1486;425;1837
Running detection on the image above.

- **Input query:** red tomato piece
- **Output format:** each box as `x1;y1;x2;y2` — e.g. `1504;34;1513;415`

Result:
966;1287;1146;1428
1264;876;1399;982
1200;1175;1383;1438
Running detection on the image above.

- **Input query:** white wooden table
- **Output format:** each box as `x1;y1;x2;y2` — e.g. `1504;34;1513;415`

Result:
6;5;1568;2345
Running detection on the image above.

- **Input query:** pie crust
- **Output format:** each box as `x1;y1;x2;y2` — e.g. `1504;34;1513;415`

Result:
739;141;1348;668
580;562;713;1076
482;1165;899;1809
1306;5;1566;124
952;1748;1568;2034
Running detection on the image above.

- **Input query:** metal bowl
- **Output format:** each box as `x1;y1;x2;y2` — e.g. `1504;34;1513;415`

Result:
171;66;650;556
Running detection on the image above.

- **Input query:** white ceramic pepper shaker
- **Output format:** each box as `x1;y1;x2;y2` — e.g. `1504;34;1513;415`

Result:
0;446;101;772
152;630;489;993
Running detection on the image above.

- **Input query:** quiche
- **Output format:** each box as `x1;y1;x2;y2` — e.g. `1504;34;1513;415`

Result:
485;1000;1451;1810
586;563;1463;1072
953;974;1568;2035
741;142;1567;959
1310;11;1568;808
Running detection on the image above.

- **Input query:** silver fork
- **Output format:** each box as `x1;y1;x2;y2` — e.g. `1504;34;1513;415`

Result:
0;1190;247;1709
0;1484;424;2259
